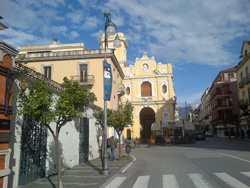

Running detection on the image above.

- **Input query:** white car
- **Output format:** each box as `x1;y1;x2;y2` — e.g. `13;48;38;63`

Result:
206;131;213;137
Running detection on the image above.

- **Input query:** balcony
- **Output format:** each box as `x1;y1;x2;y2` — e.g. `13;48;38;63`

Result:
70;75;95;88
239;81;244;88
210;91;231;102
212;103;233;112
117;83;125;96
244;76;250;85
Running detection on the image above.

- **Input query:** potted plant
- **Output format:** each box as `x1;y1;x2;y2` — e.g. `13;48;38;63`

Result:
148;136;155;144
165;135;171;143
134;137;140;145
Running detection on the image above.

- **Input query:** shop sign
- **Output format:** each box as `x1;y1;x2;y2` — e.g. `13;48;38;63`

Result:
0;119;10;129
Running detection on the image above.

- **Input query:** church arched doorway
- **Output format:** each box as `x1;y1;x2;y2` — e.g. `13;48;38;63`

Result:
140;107;155;140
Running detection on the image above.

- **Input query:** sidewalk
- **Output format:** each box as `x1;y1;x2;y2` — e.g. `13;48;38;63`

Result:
21;148;131;188
215;135;250;144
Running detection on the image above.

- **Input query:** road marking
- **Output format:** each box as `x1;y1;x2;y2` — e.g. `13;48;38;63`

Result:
104;177;127;188
218;152;250;163
241;172;250;178
214;173;250;188
163;174;179;188
121;155;136;173
189;173;214;188
132;175;150;188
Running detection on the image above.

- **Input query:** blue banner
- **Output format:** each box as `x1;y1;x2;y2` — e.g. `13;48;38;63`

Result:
103;60;112;101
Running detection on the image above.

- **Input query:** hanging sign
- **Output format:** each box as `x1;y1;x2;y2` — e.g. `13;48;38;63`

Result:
103;60;112;101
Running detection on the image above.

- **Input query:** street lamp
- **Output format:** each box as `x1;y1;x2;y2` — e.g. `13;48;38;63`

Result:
102;11;121;175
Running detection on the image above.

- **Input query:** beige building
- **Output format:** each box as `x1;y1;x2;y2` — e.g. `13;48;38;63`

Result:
16;38;125;112
16;37;126;138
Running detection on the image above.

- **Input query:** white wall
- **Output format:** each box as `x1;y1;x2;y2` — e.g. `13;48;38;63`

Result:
8;79;100;187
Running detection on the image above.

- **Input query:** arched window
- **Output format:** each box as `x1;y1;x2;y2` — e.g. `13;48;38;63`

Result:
141;82;152;97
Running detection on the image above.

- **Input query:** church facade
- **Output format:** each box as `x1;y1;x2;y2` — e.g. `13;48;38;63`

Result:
121;52;177;140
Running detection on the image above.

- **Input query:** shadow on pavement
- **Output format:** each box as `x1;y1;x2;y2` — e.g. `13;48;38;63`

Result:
172;137;250;152
86;161;102;173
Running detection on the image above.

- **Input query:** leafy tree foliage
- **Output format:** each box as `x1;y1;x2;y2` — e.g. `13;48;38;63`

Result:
17;77;96;188
108;102;134;160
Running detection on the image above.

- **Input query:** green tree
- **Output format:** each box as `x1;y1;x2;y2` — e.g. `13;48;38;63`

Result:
17;77;96;188
108;102;134;160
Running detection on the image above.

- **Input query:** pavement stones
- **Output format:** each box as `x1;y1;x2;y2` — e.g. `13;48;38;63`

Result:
20;149;132;188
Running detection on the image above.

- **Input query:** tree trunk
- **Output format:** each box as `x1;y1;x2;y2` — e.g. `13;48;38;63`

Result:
118;133;122;160
55;133;63;188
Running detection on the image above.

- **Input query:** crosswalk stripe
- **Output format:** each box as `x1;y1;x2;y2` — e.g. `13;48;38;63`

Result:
214;173;250;188
132;175;150;188
104;177;127;188
241;172;250;178
189;173;214;188
163;174;179;188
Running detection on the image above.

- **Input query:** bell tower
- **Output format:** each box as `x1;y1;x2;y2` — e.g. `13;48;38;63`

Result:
99;32;129;67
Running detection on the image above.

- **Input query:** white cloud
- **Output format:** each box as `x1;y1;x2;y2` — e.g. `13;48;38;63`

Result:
81;17;101;30
69;31;80;39
67;10;83;24
91;30;103;40
1;28;51;48
106;0;250;66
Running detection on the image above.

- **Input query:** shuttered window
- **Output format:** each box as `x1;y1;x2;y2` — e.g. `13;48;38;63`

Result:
141;82;152;97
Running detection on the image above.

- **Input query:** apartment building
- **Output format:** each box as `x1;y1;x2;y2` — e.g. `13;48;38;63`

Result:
209;67;240;132
199;88;211;131
236;40;250;132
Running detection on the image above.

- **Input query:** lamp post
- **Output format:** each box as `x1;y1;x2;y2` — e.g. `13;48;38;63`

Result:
102;11;121;175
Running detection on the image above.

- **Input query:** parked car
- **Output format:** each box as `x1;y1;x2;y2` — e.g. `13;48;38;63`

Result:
206;131;213;137
196;132;205;140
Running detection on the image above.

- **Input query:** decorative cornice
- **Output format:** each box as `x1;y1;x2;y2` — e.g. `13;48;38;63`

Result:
123;74;173;79
0;41;18;57
15;49;125;79
123;100;175;105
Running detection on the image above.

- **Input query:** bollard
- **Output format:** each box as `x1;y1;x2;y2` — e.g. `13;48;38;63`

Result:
126;144;131;157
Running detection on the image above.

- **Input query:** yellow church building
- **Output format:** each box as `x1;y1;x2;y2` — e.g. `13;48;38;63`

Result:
121;52;176;140
99;33;177;141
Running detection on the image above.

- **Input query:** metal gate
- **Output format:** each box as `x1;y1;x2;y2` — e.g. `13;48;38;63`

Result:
79;117;89;164
19;114;47;186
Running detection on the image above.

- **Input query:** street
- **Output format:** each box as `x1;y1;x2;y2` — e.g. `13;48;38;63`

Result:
101;137;250;188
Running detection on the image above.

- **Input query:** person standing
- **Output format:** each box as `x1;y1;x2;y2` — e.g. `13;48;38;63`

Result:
109;136;117;161
241;129;245;140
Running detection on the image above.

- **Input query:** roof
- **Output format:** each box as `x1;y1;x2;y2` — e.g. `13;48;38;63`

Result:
241;40;250;55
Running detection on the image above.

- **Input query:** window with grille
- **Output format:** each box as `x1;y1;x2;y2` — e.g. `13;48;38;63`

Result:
141;82;152;97
43;66;51;79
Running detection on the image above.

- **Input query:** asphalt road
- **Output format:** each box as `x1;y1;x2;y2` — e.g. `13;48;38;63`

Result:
101;137;250;188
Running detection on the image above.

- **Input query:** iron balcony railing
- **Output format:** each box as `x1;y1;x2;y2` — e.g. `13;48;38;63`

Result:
15;63;62;90
70;75;95;88
16;49;111;60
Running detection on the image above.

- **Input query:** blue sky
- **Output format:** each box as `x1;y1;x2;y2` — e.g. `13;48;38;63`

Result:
1;0;250;107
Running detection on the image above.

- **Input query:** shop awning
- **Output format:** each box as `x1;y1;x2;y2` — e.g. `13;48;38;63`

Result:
151;120;194;131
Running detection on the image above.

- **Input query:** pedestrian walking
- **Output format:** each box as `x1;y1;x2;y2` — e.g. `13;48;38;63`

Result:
241;129;245;140
247;129;250;139
107;137;111;159
109;136;117;161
